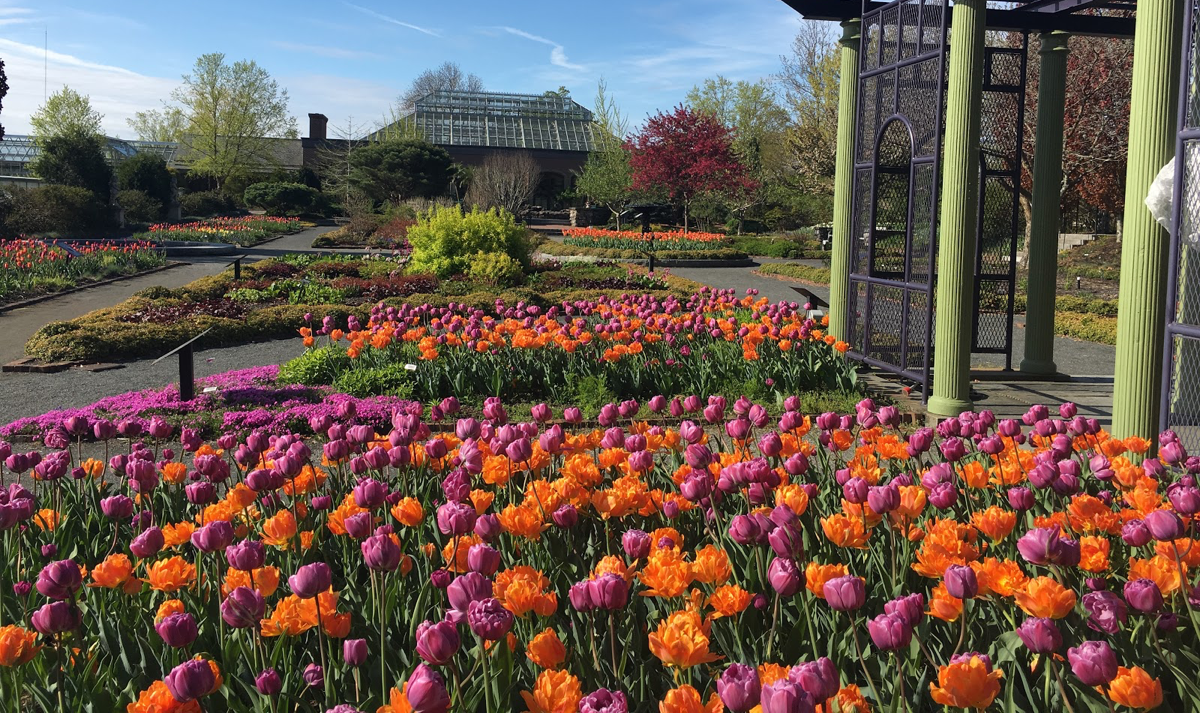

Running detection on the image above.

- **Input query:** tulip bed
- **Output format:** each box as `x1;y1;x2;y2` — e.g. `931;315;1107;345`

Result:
1;390;1197;712
284;289;857;405
0;239;166;305
562;228;731;253
136;217;305;247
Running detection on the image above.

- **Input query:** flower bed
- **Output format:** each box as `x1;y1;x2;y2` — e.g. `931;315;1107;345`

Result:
23;257;705;363
0;394;1191;711
538;238;749;262
285;291;856;405
312;216;414;251
0;238;166;305
137;216;305;247
563;227;731;253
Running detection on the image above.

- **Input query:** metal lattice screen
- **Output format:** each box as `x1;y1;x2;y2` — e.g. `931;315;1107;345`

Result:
972;32;1029;367
1163;0;1200;447
848;0;948;395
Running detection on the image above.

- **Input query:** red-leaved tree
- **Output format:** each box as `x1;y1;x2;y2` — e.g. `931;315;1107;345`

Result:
626;106;755;233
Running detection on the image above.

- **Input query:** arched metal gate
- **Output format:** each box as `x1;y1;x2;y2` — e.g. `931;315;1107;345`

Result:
1162;0;1200;446
847;0;949;392
847;0;1027;398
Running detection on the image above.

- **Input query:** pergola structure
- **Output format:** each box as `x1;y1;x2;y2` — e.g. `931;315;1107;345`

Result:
781;0;1194;443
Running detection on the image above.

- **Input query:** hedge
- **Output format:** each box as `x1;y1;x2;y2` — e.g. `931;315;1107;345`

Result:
755;262;832;285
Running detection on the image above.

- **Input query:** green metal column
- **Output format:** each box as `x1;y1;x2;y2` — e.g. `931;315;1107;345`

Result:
1020;31;1071;375
928;0;986;417
1111;0;1184;439
828;19;861;341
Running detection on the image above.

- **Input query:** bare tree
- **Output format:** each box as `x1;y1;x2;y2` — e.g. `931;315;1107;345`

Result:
400;62;484;111
313;116;368;212
467;152;539;215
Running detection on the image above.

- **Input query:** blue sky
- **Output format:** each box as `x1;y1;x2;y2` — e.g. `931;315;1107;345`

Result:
0;0;805;139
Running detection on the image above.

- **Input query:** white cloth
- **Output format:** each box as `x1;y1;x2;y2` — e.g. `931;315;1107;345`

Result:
1146;158;1176;234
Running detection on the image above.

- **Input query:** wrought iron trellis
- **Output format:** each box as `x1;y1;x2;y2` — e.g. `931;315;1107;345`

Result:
972;33;1029;368
1162;0;1200;447
847;0;949;400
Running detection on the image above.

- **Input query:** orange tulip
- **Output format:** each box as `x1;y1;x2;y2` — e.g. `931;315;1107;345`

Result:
526;628;566;669
1107;666;1163;710
127;680;201;713
146;556;197;593
156;599;185;622
647;610;722;669
926;582;963;622
0;625;40;666
970;557;1029;598
160;462;188;485
823;684;871;713
658;685;723;713
89;554;133;589
820;513;870;549
639;548;694;598
262;509;297;547
519;669;582;713
707;584;752;618
222;566;281;598
1013;576;1076;619
391;497;424;526
691;545;732;585
929;654;1002;710
1078;536;1111;573
970;506;1017;542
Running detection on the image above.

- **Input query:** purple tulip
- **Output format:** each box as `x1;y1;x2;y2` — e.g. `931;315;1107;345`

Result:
405;664;450;713
944;564;979;600
361;534;402;572
304;663;324;687
467;597;513;641
466;543;501;576
621;529;651;560
578;688;629;713
165;659;215;702
867;613;911;651
256;668;282;696
822;575;865;611
587;574;629;610
353;478;388;509
36;559;82;600
1016;617;1062;653
100;495;135;520
1082;590;1128;634
551;505;578;529
788;657;839;702
343;639;368;667
1068;641;1118;686
221;586;265;628
226;539;265;572
436;502;476;537
446;572;493;623
884;593;926;628
717;663;762;712
1124;578;1164;613
1016;527;1064;566
759;679;815;713
190;520;234;553
1143;509;1184;541
768;557;802;597
416;620;461;665
289;562;332;599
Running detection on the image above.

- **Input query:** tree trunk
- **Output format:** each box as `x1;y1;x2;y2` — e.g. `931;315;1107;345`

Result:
683;202;689;234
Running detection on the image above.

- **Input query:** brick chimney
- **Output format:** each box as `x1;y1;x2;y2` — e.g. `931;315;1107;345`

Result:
308;113;328;140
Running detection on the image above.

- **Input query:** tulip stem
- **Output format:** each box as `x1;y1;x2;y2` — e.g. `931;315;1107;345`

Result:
315;602;330;706
849;614;881;706
765;593;780;659
891;651;908;712
953;601;968;658
1049;658;1076;713
800;593;819;661
609;611;619;677
478;637;493;713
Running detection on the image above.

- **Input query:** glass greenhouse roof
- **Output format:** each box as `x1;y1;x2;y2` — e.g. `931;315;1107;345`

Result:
0;134;187;177
378;91;597;152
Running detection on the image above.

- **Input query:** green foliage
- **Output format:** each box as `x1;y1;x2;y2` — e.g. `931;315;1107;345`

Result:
117;189;163;224
407;205;531;277
179;190;236;218
333;365;415;398
30;86;103;141
728;235;823;258
756;262;832;285
243;182;324;216
5;185;106;234
117;153;174;209
570;374;617;415
468;251;525;286
537;239;747;262
1054;312;1118;345
276;346;351;386
349;139;453;205
30;132;113;201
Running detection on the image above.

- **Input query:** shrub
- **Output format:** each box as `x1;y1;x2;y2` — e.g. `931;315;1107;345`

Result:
755;263;832;285
117;153;173;209
117;189;163;224
333;364;414;398
276;346;351;386
468;251;525;286
4;184;106;234
243;182;323;217
29;132;113;201
407;205;531;277
180;190;236;218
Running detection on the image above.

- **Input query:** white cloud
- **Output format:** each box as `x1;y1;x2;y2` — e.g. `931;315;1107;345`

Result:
500;26;585;72
343;2;440;37
269;41;384;61
0;38;177;137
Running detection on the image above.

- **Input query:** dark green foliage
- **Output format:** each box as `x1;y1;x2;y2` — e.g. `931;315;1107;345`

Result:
179;190;237;218
117;153;173;210
5;185;106;233
30;132;113;201
117;189;163;224
243;182;324;216
349;139;453;204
